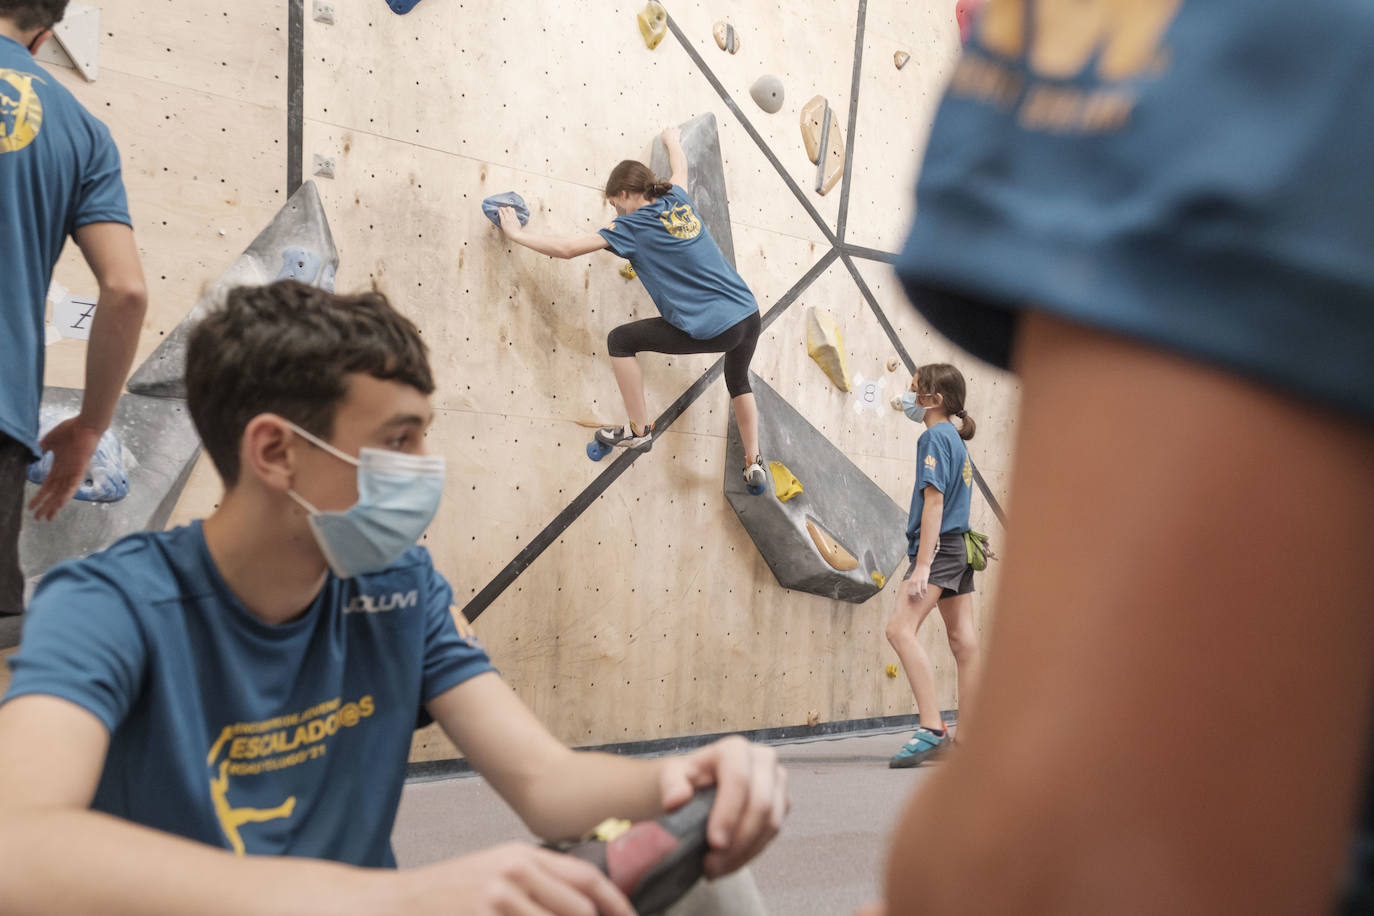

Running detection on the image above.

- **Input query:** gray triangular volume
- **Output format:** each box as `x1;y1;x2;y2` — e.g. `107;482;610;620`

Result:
724;373;908;603
50;2;99;81
18;387;202;593
649;112;737;268
127;181;338;399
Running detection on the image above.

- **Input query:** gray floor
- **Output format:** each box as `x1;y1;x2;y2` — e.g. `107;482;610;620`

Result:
392;729;935;915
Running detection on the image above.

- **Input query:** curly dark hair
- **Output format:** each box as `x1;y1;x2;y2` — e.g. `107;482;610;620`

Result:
0;1;68;31
186;280;435;486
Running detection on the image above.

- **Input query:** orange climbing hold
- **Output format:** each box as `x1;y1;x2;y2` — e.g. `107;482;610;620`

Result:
806;519;859;572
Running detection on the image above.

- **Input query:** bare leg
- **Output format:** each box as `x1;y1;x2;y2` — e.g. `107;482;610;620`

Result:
610;355;650;433
885;581;947;732
937;593;981;741
731;392;761;465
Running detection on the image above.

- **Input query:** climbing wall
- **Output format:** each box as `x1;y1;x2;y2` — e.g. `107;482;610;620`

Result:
14;0;1021;749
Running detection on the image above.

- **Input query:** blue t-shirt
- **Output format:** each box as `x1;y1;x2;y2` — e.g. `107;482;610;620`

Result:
0;36;131;458
906;421;972;556
598;185;757;339
2;522;493;866
896;0;1374;422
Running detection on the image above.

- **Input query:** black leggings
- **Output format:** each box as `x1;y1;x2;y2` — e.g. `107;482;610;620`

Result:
607;312;761;398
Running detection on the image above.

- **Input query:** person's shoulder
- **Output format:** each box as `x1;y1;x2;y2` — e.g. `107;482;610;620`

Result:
33;525;199;611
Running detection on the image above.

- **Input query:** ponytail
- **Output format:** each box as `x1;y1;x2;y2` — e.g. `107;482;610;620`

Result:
955;410;976;441
605;159;674;200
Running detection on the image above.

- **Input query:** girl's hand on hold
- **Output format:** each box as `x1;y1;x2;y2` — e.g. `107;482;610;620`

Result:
497;206;522;238
661;126;682;145
908;565;931;599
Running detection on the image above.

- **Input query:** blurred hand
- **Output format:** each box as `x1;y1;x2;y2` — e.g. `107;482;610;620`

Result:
658;735;788;878
854;904;887;916
28;417;103;521
661;126;682;145
399;842;634;916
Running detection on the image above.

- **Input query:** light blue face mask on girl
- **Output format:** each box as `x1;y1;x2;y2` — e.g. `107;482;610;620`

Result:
284;422;446;579
900;391;928;422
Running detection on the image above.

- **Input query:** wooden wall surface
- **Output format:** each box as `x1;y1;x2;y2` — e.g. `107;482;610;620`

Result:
17;1;1021;754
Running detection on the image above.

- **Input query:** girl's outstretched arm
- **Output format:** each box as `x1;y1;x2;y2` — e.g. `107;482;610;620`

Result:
498;207;607;259
662;126;688;188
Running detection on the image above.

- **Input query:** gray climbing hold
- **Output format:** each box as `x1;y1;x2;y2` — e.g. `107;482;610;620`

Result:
19;387;202;589
724;374;907;603
649;113;736;268
481;191;531;227
127;181;338;399
26;408;129;502
749;75;785;114
712;21;740;54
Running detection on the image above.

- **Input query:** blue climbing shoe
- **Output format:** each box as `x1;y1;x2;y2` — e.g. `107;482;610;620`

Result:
888;726;948;769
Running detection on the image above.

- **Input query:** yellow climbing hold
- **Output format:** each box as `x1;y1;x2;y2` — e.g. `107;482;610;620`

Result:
805;306;851;392
591;817;633;842
638;1;667;49
620;263;637;280
872;571;887;589
769;460;803;502
885;664;899;678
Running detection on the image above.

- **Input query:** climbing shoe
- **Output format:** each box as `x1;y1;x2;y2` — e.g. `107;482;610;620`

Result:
888;726;948;769
596;422;654;452
743;458;767;491
550;788;716;915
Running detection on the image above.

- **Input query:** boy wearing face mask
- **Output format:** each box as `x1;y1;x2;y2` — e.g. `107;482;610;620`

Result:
886;363;982;768
0;280;787;916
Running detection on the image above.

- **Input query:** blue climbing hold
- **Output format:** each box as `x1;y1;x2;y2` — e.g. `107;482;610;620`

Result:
387;0;425;14
276;247;322;284
586;440;613;462
481;192;531;228
26;411;130;503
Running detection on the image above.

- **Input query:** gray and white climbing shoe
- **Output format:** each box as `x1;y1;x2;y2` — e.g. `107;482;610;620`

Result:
596;422;654;451
743;457;766;490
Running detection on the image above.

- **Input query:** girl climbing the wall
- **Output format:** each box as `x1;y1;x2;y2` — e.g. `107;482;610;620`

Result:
886;363;982;768
496;126;766;490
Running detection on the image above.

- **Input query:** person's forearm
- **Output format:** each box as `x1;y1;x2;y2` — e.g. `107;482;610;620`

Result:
519;751;664;841
0;808;396;916
77;284;147;431
666;138;688;182
507;230;573;259
915;497;944;567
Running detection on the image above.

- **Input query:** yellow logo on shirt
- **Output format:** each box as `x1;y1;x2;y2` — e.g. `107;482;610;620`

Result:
962;455;973;488
659;203;702;239
0;68;44;154
924;455;938;471
950;0;1185;134
205;694;376;855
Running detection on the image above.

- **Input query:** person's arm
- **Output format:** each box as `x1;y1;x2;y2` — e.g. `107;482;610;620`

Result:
880;312;1374;913
428;671;787;877
908;486;944;598
497;207;608;259
28;222;148;521
0;694;635;916
662;126;688;189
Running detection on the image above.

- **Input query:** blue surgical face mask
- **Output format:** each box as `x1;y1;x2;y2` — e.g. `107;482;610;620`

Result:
900;391;927;422
284;422;445;579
